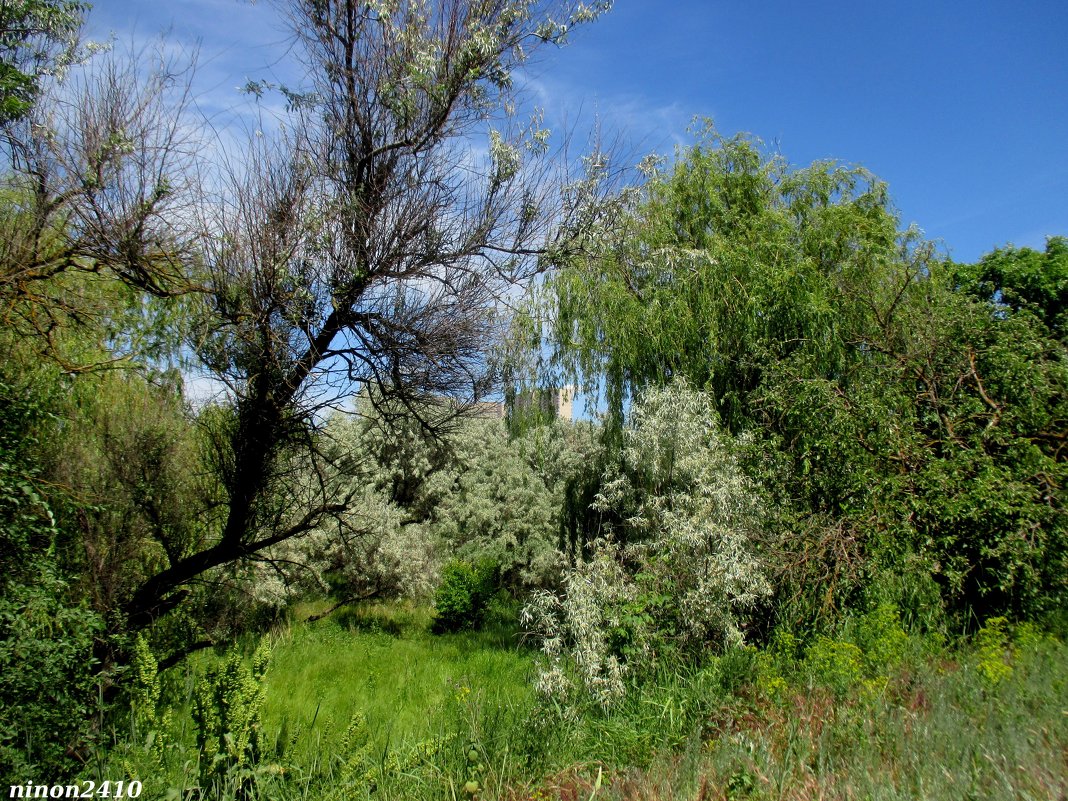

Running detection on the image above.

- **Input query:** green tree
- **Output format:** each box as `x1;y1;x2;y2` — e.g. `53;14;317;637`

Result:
954;236;1068;339
535;122;905;437
0;0;87;123
529;124;1067;627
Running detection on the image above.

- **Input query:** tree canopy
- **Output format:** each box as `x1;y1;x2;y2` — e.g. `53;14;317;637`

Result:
954;236;1068;340
0;0;619;652
529;124;1068;626
2;1;1067;783
0;0;86;122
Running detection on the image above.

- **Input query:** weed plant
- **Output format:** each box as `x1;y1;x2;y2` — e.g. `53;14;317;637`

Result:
83;604;1067;801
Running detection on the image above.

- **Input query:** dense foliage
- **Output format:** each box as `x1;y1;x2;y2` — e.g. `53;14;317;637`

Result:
0;0;1064;791
0;369;103;778
0;0;87;122
530;124;1068;630
430;559;497;633
524;381;769;706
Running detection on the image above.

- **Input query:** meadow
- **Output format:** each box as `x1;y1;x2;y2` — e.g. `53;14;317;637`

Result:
91;602;1068;801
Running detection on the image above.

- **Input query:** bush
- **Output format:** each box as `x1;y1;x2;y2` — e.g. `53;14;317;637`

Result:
0;566;103;782
431;560;498;634
805;636;865;697
523;381;770;707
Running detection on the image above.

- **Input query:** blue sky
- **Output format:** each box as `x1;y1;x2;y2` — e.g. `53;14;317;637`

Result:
86;0;1068;264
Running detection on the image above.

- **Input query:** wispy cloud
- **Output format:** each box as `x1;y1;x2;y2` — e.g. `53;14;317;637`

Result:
515;70;693;168
85;0;292;134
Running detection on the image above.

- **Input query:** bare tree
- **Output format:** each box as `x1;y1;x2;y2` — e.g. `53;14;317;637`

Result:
0;41;201;364
120;0;619;630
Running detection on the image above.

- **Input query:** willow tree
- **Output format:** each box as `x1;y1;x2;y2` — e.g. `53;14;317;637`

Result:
532;122;912;436
530;123;1068;626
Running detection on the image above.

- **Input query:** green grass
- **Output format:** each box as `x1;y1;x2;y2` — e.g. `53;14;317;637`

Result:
88;605;1068;801
97;600;544;799
581;627;1068;801
261;602;535;766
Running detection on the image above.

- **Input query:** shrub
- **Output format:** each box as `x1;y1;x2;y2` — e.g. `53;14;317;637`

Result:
805;636;865;697
429;417;586;592
973;616;1013;687
0;566;102;783
523;381;770;706
431;560;498;634
523;539;638;707
852;603;909;675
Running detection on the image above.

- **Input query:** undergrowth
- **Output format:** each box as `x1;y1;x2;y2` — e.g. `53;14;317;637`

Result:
83;605;1068;801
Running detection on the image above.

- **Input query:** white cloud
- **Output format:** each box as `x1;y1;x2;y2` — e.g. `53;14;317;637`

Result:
515;70;693;165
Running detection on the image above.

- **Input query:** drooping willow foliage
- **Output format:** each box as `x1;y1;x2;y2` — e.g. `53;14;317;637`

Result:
522;123;1068;628
526;122;914;436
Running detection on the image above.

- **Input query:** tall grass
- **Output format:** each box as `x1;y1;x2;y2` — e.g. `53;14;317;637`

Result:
261;601;535;769
86;605;1067;801
587;624;1068;801
89;600;546;799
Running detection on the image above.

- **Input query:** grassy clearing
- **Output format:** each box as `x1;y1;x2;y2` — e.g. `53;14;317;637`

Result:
261;601;535;766
104;600;544;799
94;605;1068;800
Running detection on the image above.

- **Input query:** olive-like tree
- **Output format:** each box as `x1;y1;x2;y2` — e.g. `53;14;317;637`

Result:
0;0;87;123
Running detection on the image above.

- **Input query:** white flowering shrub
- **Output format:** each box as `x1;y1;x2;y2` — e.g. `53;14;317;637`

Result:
253;486;439;609
251;403;597;614
428;417;599;590
250;412;443;610
523;538;640;707
523;380;770;706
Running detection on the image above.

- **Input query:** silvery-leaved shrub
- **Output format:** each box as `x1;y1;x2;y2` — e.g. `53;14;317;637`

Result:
523;537;640;707
523;380;770;707
250;396;595;612
426;416;576;591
